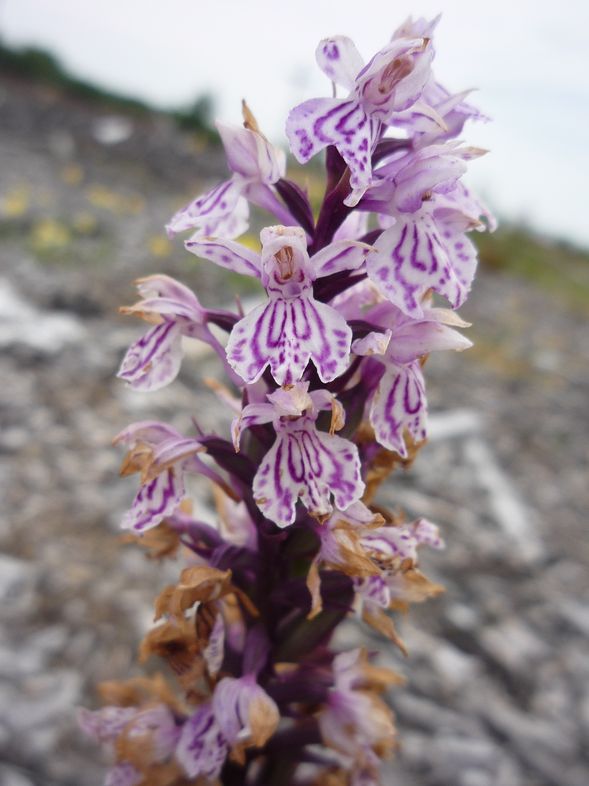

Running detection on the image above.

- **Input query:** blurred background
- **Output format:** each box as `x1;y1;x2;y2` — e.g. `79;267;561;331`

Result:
0;1;587;785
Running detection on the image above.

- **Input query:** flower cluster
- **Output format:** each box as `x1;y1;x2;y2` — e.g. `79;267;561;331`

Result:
82;14;494;786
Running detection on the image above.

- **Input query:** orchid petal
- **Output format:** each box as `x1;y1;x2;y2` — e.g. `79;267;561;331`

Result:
176;703;227;780
311;240;372;279
204;614;225;677
231;402;275;450
333;210;369;242
227;295;352;385
105;764;142;786
253;427;364;527
369;361;427;456
77;706;137;743
135;274;204;306
166;178;243;237
217;122;284;182
367;214;470;317
186;237;261;278
113;421;181;448
352;329;392;357
117;321;184;392
354;575;391;608
388;318;472;363
316;36;364;91
286;97;375;206
122;468;184;532
147;436;203;480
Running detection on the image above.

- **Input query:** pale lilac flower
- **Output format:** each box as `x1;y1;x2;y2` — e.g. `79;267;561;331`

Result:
212;675;279;750
167;108;287;239
232;382;365;527
363;143;490;317
396;79;488;144
78;705;138;744
79;704;179;781
176;702;228;780
353;305;471;455
187;225;371;385
354;518;444;610
118;275;223;392
286;23;437;206
319;650;395;775
114;421;223;532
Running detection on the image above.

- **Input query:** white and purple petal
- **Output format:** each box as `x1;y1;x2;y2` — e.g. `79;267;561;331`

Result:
253;425;364;527
77;706;137;743
166;178;244;237
316;36;364;91
176;703;228;780
117;320;183;392
286;97;376;207
226;295;352;385
122;468;185;532
311;240;371;278
105;764;142;786
231;402;276;450
186;237;261;278
367;214;470;317
370;361;427;457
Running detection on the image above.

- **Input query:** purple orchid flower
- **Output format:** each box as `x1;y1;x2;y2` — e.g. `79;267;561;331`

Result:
118;274;225;392
361;142;490;316
113;421;225;532
79;704;179;785
187;225;372;385
354;518;444;611
232;382;365;527
319;650;396;780
167;104;289;240
176;674;278;777
352;304;472;455
213;675;279;750
286;21;438;206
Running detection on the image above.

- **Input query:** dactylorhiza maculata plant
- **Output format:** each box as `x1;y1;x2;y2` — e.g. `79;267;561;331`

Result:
80;15;496;786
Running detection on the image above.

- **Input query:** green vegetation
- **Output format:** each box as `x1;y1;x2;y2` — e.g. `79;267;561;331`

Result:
475;226;589;313
0;39;218;141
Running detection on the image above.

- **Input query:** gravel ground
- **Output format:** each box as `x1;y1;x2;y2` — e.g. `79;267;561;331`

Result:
0;76;588;786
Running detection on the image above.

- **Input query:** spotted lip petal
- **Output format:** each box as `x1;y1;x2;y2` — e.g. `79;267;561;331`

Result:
118;320;183;392
176;703;228;780
369;361;427;456
253;419;365;528
212;676;279;749
367;212;469;317
122;467;185;532
226;293;352;385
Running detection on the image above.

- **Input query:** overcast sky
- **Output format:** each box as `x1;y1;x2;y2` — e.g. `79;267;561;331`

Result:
2;0;588;247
